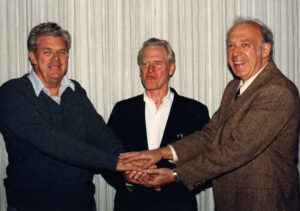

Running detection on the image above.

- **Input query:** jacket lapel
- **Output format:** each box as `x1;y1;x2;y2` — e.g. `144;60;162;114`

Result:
219;61;277;125
135;95;149;149
160;89;181;147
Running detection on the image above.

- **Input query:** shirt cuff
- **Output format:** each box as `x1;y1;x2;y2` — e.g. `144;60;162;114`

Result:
168;145;178;163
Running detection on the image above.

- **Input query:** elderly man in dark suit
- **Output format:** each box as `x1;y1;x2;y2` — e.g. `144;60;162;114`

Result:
103;38;210;211
120;19;300;211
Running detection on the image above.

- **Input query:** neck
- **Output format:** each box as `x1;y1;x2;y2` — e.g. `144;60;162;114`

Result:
145;87;169;109
46;83;61;96
34;69;62;96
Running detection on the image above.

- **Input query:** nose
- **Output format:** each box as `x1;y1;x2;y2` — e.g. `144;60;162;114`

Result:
232;46;241;57
148;63;154;73
52;52;59;61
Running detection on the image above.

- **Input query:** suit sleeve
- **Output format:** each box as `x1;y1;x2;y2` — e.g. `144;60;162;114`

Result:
172;84;299;190
0;82;122;171
171;102;221;163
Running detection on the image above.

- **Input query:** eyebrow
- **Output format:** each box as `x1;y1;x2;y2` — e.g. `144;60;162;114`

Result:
240;39;251;42
41;47;68;51
226;39;251;43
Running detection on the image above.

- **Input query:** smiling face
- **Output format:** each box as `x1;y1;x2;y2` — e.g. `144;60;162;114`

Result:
29;35;69;88
227;23;271;82
139;45;175;93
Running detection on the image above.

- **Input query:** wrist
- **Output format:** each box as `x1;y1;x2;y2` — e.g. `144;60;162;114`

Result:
172;169;179;183
161;146;173;160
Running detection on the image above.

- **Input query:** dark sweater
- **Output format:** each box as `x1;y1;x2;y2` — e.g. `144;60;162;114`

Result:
0;74;124;211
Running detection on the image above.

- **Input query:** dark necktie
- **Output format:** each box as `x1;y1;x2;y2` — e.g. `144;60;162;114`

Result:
234;88;240;101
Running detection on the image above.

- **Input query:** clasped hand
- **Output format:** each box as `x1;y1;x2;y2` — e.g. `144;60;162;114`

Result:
116;148;175;190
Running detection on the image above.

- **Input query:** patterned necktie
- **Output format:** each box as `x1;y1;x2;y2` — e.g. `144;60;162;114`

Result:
234;88;240;101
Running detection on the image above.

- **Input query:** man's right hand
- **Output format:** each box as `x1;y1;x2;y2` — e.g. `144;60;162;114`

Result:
116;159;146;171
118;146;173;169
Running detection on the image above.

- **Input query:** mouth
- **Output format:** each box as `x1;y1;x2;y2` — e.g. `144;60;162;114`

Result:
233;61;246;65
49;65;61;69
146;75;156;80
232;60;247;69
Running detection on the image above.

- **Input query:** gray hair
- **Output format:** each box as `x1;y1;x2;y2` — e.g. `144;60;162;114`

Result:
27;22;71;53
137;38;175;65
227;17;274;60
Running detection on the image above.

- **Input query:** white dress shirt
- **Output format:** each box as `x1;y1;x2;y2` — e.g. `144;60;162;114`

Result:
144;88;174;150
238;62;268;95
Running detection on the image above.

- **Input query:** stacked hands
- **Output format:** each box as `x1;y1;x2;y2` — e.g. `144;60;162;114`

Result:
116;147;175;191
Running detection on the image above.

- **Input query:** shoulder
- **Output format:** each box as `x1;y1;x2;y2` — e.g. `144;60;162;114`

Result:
271;68;299;97
108;94;143;124
1;74;30;89
172;88;208;112
255;64;299;104
255;61;298;98
262;77;299;107
0;74;33;98
176;94;207;108
112;94;143;111
70;79;86;94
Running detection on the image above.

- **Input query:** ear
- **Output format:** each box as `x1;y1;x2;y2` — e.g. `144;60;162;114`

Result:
261;42;271;58
29;51;38;65
169;63;176;77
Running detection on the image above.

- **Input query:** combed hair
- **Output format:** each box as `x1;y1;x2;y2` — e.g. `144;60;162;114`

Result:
27;22;71;53
137;38;175;65
227;17;274;60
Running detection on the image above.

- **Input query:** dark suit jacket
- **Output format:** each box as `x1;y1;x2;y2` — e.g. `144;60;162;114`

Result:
172;61;300;211
103;88;210;210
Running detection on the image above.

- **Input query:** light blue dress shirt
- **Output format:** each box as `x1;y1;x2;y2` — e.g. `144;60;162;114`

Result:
27;70;75;105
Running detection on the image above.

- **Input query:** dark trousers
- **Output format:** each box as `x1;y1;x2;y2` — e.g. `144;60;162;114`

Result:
7;205;97;211
7;206;19;211
114;186;197;211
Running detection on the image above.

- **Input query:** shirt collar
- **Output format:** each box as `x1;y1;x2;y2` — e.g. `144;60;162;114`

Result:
27;70;75;97
238;62;268;93
143;88;172;105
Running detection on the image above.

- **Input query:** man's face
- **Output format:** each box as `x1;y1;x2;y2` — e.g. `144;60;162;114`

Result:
139;45;175;92
29;35;69;87
227;23;270;82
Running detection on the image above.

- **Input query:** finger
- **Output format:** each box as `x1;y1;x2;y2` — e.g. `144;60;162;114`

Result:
144;179;159;186
124;170;131;175
118;151;139;159
142;160;156;169
127;170;137;179
149;165;157;169
134;171;145;180
146;168;160;175
154;187;162;192
131;160;148;167
129;178;145;185
124;155;151;164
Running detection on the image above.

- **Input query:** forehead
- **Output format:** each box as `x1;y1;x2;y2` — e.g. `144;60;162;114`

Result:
227;23;262;42
142;45;168;58
36;35;67;49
